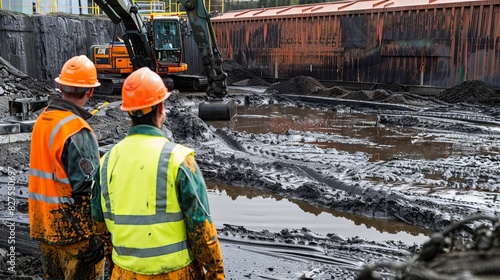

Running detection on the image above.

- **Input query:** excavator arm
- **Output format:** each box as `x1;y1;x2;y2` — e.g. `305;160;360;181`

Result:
178;0;228;98
94;0;156;70
94;0;227;99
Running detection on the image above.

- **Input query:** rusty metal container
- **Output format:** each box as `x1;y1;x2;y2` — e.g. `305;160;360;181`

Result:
212;0;500;89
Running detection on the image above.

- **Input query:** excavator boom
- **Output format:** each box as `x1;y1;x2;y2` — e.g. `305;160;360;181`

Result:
94;0;156;70
177;0;227;98
95;0;227;98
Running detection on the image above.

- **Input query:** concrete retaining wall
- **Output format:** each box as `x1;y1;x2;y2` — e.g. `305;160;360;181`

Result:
0;10;114;88
0;10;204;88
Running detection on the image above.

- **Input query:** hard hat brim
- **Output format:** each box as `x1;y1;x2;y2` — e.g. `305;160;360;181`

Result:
120;90;172;112
55;77;101;88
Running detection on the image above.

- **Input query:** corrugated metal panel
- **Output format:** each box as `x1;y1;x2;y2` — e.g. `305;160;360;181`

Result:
213;0;500;89
214;0;488;20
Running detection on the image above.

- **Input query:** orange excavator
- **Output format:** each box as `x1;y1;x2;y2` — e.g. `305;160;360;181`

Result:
90;14;199;93
92;0;233;119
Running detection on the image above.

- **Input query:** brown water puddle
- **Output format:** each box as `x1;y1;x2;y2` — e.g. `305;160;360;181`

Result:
207;181;430;244
208;104;465;162
204;104;487;244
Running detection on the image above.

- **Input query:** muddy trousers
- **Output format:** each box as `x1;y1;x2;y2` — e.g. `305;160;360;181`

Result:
111;261;204;280
40;239;105;280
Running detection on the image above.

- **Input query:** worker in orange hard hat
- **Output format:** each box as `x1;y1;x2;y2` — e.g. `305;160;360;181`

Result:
91;67;225;279
28;55;105;279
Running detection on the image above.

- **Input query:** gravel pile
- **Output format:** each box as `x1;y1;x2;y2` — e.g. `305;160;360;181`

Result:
263;76;500;108
436;80;500;105
266;75;326;95
0;56;55;118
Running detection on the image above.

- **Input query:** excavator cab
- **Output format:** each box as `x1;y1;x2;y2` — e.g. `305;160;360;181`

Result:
150;16;187;74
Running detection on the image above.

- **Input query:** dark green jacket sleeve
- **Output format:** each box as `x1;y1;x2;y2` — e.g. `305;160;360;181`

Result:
91;167;104;223
63;128;110;246
61;128;100;195
91;153;106;223
177;155;213;228
177;155;225;279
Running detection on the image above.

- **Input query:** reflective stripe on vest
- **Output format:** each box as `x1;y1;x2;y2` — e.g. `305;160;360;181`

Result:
101;144;183;225
114;241;188;258
29;167;70;185
28;165;73;204
28;191;74;204
49;114;79;147
100;135;194;274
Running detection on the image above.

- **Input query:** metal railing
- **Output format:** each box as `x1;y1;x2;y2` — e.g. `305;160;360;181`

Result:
1;0;223;16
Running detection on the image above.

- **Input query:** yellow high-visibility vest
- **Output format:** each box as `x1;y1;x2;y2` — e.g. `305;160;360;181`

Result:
100;133;194;274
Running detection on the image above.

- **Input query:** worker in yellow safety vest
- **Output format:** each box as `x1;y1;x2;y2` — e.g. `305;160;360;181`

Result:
28;55;105;279
91;67;225;279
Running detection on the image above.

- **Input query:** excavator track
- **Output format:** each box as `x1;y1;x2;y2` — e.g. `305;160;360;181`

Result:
94;75;126;95
95;74;176;95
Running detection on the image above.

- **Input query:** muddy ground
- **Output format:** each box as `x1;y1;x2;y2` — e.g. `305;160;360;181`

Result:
1;57;500;279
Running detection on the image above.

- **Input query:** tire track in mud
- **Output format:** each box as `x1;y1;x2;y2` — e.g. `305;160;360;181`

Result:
166;100;500;235
218;225;415;279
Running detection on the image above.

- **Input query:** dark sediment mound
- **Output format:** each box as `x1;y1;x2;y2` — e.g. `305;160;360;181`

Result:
373;83;405;92
0;56;55;118
323;86;351;96
264;75;500;108
265;75;399;100
342;90;375;101
266;75;326;95
222;60;270;87
265;76;435;106
436;80;500;105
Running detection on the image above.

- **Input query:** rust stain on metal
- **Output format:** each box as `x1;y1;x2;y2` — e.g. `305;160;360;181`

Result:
213;0;500;88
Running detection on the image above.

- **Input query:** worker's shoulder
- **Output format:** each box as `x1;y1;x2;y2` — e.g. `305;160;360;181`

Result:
179;153;197;174
172;142;194;155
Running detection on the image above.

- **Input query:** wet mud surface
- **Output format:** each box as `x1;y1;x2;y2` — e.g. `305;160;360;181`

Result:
1;64;500;278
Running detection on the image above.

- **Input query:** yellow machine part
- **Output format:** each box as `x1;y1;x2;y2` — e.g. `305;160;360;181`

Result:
91;44;188;75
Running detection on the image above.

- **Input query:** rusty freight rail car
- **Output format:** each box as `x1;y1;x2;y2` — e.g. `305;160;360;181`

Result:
212;0;500;89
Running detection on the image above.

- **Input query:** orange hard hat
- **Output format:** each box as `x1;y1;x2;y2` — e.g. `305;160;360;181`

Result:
121;67;171;112
55;55;101;88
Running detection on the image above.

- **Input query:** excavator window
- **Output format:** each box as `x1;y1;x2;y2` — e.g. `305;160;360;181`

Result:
154;20;181;51
153;19;183;64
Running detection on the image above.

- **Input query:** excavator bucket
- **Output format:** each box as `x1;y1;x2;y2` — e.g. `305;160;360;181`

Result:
198;99;236;121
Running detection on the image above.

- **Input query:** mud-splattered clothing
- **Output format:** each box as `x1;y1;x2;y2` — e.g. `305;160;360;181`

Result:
40;239;105;279
28;97;103;279
109;261;205;280
29;97;99;243
92;125;224;279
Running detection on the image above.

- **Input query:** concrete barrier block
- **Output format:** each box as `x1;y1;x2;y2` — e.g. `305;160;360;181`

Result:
0;123;20;135
7;119;36;132
0;133;31;144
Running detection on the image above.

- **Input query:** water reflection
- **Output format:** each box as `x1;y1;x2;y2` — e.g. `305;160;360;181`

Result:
206;181;430;244
204;104;473;244
208;104;458;162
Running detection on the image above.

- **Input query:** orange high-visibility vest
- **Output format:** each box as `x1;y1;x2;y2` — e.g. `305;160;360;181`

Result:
28;109;94;244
